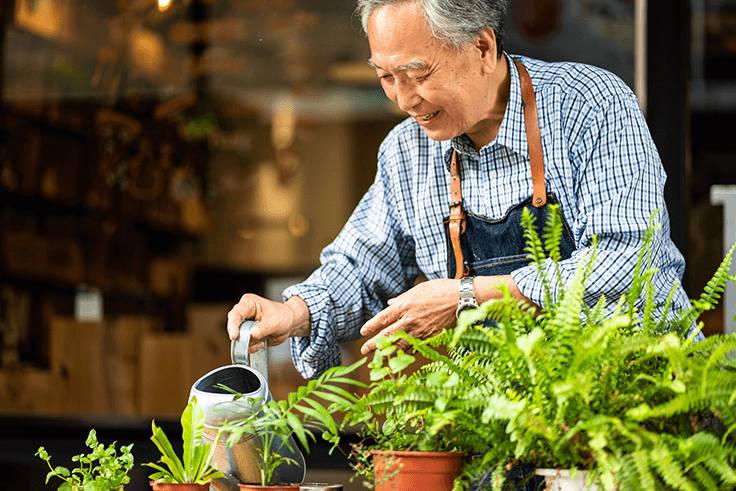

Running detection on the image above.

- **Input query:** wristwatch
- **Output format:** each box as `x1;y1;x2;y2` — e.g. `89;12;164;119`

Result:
456;276;479;317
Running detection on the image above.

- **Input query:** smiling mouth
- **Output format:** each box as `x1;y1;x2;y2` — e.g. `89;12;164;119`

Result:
419;111;440;121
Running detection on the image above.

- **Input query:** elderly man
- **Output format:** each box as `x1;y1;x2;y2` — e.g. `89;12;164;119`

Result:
227;0;691;383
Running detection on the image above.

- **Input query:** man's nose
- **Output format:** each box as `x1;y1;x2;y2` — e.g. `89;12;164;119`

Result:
395;81;421;112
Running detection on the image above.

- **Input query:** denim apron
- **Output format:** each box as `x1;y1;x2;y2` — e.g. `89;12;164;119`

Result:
443;59;577;490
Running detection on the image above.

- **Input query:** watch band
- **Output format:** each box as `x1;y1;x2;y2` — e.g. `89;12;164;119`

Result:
456;275;479;317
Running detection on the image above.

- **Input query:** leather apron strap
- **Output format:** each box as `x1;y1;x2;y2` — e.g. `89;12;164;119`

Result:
448;150;466;279
515;59;547;208
449;57;546;279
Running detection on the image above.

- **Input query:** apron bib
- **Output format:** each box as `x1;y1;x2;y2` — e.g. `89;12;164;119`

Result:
444;192;575;278
444;58;576;279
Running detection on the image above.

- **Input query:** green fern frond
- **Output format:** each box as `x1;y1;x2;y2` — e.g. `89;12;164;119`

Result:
632;449;658;491
585;295;609;327
652;446;698;491
625;210;661;321
702;456;736;484
522;207;555;309
655;282;681;335
542;204;563;263
393;331;477;384
688;463;720;490
672;241;735;332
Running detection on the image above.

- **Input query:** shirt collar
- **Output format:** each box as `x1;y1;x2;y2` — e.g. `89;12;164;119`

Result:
442;53;529;168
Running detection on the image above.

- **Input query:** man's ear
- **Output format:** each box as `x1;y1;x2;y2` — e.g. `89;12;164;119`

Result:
476;28;498;73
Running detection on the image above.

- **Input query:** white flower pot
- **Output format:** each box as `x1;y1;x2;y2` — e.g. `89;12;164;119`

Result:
534;469;600;491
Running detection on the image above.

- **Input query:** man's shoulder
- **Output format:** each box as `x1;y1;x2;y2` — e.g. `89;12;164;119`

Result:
513;54;634;106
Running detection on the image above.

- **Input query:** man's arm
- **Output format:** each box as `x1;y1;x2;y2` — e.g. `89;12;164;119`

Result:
514;84;688;322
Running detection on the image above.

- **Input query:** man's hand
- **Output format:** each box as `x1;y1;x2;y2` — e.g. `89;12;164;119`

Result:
358;275;539;355
227;294;310;354
359;279;458;355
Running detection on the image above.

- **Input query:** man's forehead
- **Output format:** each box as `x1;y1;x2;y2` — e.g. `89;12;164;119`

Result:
367;58;429;72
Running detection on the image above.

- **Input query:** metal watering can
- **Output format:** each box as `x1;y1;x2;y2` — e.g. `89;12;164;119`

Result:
189;320;306;491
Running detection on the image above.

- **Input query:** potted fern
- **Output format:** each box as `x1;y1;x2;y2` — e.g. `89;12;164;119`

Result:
215;360;365;490
469;207;736;490
348;205;736;491
344;335;507;490
143;396;226;491
437;206;736;490
36;429;134;491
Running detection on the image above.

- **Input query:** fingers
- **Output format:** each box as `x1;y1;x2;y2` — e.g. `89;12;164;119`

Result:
360;322;413;355
248;340;266;354
360;305;400;337
360;315;407;355
360;336;381;356
226;294;260;341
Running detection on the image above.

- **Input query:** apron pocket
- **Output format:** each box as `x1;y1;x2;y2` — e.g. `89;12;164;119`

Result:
469;254;530;277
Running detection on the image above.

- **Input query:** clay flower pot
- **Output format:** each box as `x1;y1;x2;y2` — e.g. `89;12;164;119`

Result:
237;484;301;491
371;449;465;491
149;482;210;491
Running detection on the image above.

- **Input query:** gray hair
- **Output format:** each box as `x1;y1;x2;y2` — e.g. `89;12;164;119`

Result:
355;0;509;57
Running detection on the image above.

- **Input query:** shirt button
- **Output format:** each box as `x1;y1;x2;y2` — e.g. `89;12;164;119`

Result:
488;170;498;179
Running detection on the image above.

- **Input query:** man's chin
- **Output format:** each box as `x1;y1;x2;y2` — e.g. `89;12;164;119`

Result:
418;126;455;142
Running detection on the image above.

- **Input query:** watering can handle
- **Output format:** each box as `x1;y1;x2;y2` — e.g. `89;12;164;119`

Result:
231;319;269;386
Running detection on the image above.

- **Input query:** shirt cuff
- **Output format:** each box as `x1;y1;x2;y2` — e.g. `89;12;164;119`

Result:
510;261;557;309
282;283;342;379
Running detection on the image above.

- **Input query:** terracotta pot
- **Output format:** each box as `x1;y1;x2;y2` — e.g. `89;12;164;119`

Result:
371;449;465;491
237;484;301;491
149;482;210;491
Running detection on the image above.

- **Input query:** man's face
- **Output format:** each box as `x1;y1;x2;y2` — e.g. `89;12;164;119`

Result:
366;2;501;148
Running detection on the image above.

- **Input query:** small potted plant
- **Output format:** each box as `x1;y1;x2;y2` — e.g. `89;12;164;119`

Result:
36;429;134;491
143;395;226;491
216;360;365;490
343;325;514;490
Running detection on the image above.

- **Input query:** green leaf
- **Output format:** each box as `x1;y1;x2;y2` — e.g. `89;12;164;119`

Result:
181;397;204;479
85;429;98;449
625;404;652;420
516;327;543;356
189;445;207;482
370;366;390;381
149;420;187;482
388;352;415;373
375;336;394;351
435;397;449;411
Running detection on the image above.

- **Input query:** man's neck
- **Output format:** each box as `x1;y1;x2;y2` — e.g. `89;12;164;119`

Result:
466;54;511;151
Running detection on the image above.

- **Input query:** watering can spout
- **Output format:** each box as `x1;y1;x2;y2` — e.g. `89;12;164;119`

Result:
189;319;306;488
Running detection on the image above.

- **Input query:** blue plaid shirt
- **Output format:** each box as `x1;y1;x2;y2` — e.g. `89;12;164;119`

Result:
284;54;692;379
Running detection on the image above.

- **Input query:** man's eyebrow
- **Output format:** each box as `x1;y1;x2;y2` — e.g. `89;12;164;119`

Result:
367;59;429;72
